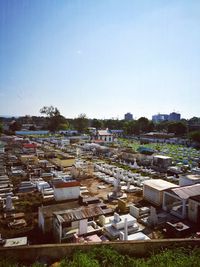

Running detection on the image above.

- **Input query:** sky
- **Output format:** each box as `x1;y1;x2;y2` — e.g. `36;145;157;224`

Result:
0;0;200;120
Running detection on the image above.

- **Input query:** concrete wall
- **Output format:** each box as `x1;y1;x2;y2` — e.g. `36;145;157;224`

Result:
143;185;162;206
54;186;80;201
0;239;199;264
188;199;200;223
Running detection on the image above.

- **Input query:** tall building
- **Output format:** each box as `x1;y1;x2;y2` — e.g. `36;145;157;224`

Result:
169;112;181;121
152;114;169;123
152;112;181;123
124;112;133;121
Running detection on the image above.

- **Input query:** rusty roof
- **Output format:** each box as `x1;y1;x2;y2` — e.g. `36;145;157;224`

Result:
54;204;106;223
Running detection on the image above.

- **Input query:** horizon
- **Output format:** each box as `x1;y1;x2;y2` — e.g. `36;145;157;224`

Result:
0;112;196;121
0;1;200;119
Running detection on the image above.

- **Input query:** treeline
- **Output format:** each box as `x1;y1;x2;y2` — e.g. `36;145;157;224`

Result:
0;106;200;143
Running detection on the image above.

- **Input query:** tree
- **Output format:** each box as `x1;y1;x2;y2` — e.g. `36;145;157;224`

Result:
137;117;150;133
58;122;70;131
9;120;22;132
40;106;61;117
0;122;3;135
168;122;187;136
91;119;103;129
74;113;89;133
154;120;169;132
40;106;66;132
189;131;200;143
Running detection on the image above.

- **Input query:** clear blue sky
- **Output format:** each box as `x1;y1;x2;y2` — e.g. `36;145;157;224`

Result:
0;0;200;119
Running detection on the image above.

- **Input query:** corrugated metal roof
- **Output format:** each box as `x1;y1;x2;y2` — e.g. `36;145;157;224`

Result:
54;204;105;223
169;184;200;200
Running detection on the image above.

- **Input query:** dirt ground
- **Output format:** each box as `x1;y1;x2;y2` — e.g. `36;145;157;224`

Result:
80;176;143;209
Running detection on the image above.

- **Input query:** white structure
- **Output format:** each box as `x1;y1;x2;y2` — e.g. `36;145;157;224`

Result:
0;142;5;153
163;184;200;219
52;177;80;201
124;232;150;241
59;139;70;149
188;195;200;224
130;205;150;219
179;174;200;187
96;130;114;143
5;195;14;211
52;204;109;243
143;179;177;206
148;206;158;226
104;213;139;239
153;155;172;169
36;181;50;192
133;158;139;169
3;237;27;247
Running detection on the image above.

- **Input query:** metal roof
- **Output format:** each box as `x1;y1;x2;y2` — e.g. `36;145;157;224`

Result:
169;184;200;200
54;204;106;223
143;179;177;191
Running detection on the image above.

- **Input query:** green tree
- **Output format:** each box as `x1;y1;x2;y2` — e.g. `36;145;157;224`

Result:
74;113;89;133
189;131;200;143
9;120;22;132
40;106;66;132
58;122;70;131
137;117;150;133
91;119;103;129
123;120;139;135
0;122;3;135
168;121;187;136
155;120;169;132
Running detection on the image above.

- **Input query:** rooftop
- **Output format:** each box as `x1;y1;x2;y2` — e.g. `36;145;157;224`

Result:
143;179;178;191
52;177;80;188
183;174;200;181
169;184;200;200
54;204;109;223
39;201;80;218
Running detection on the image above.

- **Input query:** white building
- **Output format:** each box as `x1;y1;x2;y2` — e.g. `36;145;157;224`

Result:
163;184;200;219
52;176;80;201
38;201;80;234
52;204;111;243
143;179;177;206
96;130;114;143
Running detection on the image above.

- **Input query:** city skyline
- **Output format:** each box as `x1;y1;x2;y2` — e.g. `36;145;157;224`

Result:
0;0;200;119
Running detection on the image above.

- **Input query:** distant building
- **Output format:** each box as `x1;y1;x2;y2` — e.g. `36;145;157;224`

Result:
152;112;181;123
124;113;133;121
22;143;37;154
152;114;169;123
92;129;114;143
168;112;181;121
